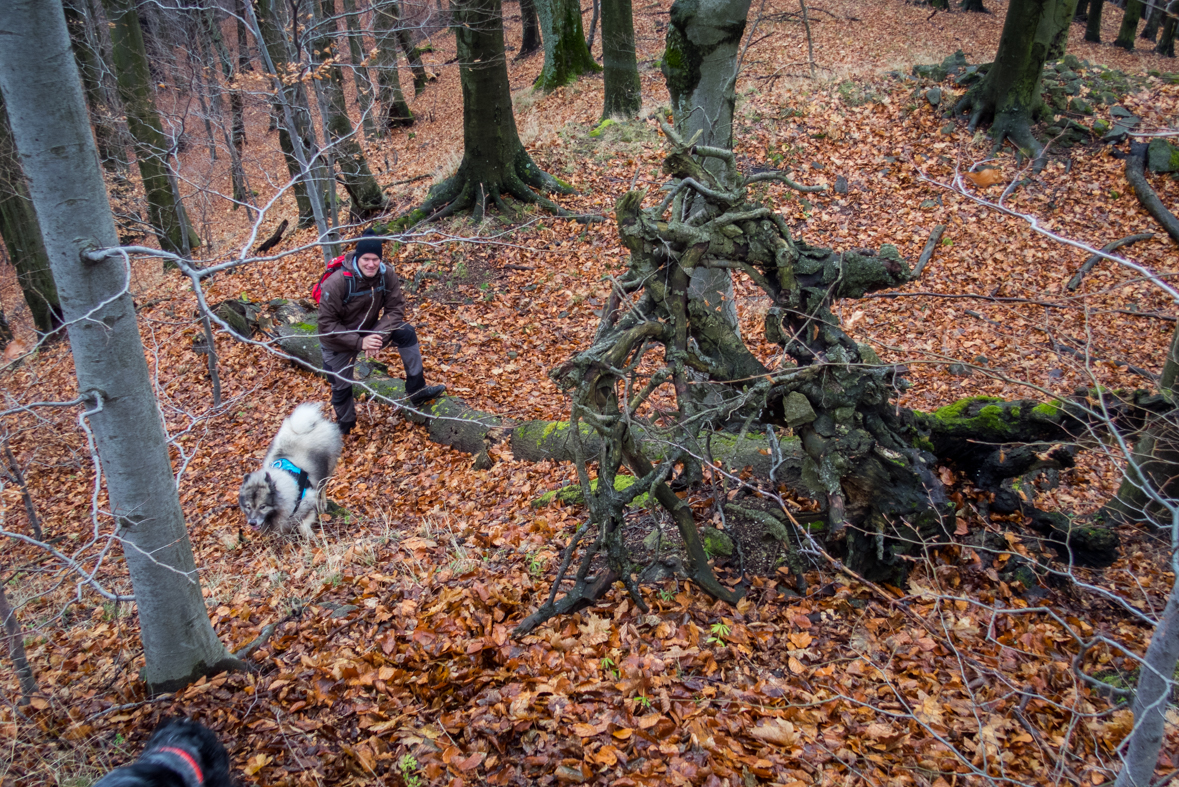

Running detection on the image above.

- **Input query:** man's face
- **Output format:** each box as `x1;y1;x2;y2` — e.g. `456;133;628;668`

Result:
357;253;382;278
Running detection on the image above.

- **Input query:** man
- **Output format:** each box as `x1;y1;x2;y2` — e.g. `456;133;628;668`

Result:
318;233;445;434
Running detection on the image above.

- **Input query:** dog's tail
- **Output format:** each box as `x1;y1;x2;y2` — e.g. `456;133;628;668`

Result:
286;402;330;435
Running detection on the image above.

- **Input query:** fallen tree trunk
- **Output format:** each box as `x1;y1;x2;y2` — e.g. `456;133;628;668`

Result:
266;299;809;478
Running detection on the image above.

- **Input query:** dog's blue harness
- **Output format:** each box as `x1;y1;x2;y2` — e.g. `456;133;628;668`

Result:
272;458;312;503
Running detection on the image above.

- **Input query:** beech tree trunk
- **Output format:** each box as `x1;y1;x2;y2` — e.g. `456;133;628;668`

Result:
536;0;601;90
952;0;1075;166
310;0;388;219
661;0;754;335
1116;0;1145;47
1086;0;1105;40
0;96;63;337
1141;0;1161;39
253;0;320;228
0;578;36;704
63;0;128;175
198;0;250;207
393;0;574;224
101;0;200;256
1159;0;1179;54
373;0;415;128
341;0;380;139
600;0;641;118
1113;577;1179;787
519;0;543;55
0;0;239;694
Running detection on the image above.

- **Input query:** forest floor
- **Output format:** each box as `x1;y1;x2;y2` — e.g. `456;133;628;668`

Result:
2;0;1179;784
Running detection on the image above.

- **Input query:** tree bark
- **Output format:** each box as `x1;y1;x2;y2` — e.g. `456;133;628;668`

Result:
536;0;602;91
0;577;36;705
373;0;415;128
519;0;543;55
310;0;388;219
0;95;63;337
1112;575;1179;787
1086;0;1105;40
661;0;754;334
386;0;433;94
600;0;642;118
253;0;321;229
197;0;250;208
1116;0;1145;47
101;0;201;256
662;0;752;152
0;0;240;694
392;0;575;225
1159;0;1179;54
1075;0;1089;19
952;0;1074;167
961;0;989;11
340;0;380;139
63;0;128;175
1141;0;1161;39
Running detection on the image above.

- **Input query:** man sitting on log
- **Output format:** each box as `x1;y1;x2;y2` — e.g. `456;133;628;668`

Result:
318;232;446;435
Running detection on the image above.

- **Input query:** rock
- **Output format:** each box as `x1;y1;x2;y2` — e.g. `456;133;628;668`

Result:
215;298;259;339
834;175;848;194
1110;105;1133;118
948;363;971;376
1062;53;1083;70
940;122;956;135
1147;138;1179;173
925;87;942;106
783;391;817;428
1068;97;1094;115
702;527;734;557
642;528;663;551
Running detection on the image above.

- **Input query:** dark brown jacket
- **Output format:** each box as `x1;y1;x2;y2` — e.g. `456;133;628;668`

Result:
317;253;407;353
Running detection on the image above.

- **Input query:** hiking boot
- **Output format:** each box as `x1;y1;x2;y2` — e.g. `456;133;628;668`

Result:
338;420;355;436
408;384;446;406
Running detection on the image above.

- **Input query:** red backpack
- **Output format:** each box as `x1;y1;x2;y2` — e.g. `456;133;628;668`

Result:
311;254;347;304
311;253;387;304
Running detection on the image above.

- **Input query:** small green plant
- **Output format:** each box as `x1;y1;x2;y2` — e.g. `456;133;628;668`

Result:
454;261;469;278
659;588;675;602
634;695;653;710
707;621;731;646
397;754;422;787
527;551;544;577
600;656;620;679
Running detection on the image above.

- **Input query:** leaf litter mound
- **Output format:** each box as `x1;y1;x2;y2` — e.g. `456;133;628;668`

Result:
2;0;1179;784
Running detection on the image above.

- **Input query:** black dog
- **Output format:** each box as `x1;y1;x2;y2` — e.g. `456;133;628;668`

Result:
93;719;233;787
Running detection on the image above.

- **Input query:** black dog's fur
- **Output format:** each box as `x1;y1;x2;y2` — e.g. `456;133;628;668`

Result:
93;719;233;787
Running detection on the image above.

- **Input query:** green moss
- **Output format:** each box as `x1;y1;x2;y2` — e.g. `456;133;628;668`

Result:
929;396;1021;436
702;527;734;557
1032;400;1063;420
590;119;617;138
541;420;570;439
292;322;317;334
532;474;647;508
932;396;1003;423
913;435;935;453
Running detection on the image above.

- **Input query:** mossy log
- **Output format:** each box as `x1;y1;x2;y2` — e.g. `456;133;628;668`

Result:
267;299;810;479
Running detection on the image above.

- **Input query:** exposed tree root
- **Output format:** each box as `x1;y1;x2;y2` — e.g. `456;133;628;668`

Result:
389;150;602;230
953;93;1047;171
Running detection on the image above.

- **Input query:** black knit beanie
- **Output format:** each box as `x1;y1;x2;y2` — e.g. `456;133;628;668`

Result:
354;233;384;260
